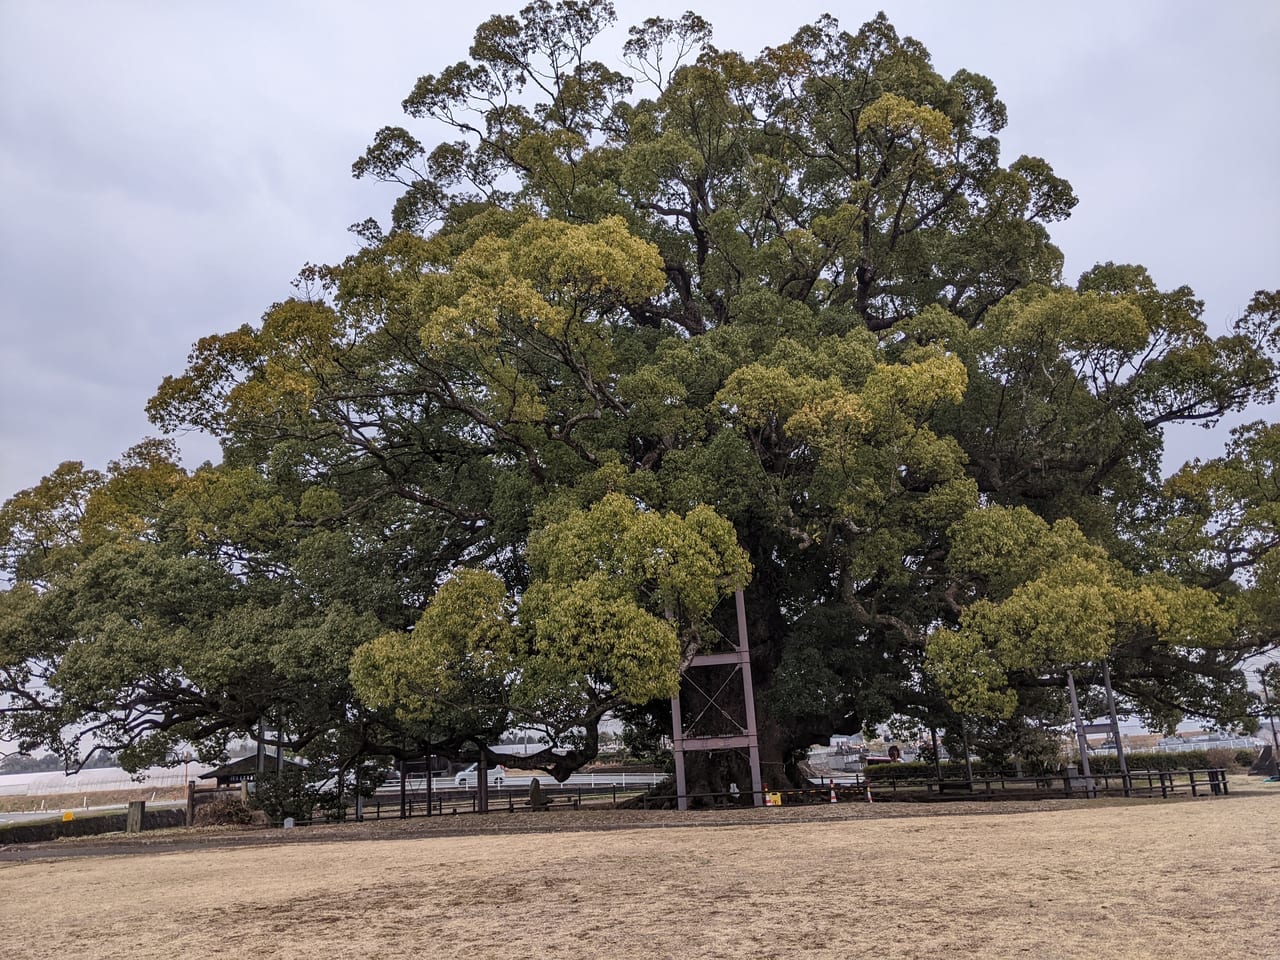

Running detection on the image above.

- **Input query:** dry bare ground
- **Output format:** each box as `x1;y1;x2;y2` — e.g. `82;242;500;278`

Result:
0;787;184;815
2;786;1277;960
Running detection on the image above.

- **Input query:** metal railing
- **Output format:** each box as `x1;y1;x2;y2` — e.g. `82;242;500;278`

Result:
356;781;656;822
270;768;1232;826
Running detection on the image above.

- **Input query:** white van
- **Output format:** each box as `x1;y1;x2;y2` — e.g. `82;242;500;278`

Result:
453;763;506;788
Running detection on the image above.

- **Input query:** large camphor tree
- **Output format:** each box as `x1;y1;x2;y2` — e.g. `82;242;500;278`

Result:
3;2;1278;786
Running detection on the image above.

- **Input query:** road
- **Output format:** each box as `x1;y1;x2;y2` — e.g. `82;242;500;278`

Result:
0;801;185;827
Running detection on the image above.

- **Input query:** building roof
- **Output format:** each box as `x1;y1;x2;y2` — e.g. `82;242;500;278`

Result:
198;754;306;781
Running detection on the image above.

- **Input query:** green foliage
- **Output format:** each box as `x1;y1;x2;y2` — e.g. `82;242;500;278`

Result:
865;760;1016;781
251;767;327;823
350;494;749;774
1234;748;1260;768
620;718;674;767
351;568;518;728
1082;751;1210;774
868;750;1232;779
0;443;387;771
926;505;1242;725
4;3;1278;783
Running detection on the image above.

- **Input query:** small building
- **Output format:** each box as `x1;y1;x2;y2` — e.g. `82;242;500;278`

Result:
198;755;307;787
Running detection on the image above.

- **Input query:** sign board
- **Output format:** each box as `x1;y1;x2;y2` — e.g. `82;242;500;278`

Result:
1081;723;1113;734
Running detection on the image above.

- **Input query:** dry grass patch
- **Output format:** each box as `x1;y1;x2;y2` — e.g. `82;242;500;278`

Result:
0;786;185;815
2;791;1277;960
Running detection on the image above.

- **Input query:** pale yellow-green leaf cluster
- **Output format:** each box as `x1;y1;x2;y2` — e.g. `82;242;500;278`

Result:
350;494;750;724
349;568;517;722
856;93;954;153
926;505;1237;718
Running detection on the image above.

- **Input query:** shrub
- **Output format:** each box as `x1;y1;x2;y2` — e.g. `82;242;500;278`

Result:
1235;748;1260;768
872;750;1231;779
251;768;325;823
193;796;255;826
865;760;1015;781
1084;751;1210;773
1204;747;1239;770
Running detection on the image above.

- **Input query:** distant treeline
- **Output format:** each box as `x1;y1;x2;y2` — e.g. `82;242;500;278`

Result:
0;752;120;774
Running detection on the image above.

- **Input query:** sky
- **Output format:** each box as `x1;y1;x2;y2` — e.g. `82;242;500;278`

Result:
1;0;1278;502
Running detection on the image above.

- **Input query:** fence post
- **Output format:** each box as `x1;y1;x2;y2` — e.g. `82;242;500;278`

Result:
398;758;407;820
126;800;145;834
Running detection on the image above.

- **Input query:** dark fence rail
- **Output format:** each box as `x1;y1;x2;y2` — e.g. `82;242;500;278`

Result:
284;782;653;827
906;767;1221;801
845;767;1230;801
633;768;1232;809
265;768;1232;827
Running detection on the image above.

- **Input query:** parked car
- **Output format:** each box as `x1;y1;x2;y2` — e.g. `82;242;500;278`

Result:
453;763;507;788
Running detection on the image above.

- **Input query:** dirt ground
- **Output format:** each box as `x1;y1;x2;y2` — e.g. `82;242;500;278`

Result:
2;785;1277;960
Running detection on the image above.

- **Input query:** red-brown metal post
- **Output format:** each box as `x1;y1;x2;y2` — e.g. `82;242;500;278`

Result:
671;589;763;811
737;590;763;807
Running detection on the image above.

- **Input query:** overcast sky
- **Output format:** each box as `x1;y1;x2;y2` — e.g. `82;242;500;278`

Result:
2;0;1277;500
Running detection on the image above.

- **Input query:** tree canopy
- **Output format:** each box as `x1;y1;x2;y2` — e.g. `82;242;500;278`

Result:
3;2;1278;781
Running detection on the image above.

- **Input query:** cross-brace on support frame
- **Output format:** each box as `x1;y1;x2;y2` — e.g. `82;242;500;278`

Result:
671;589;764;811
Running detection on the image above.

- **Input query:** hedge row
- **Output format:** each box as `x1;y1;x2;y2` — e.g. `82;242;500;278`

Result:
865;750;1234;781
1083;751;1210;773
865;761;1013;782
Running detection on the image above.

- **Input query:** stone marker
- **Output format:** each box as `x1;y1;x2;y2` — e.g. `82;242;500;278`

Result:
528;777;549;811
126;800;146;834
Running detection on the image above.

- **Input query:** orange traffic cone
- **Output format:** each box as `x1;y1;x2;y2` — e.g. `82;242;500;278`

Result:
829;780;838;804
763;783;771;806
865;782;874;804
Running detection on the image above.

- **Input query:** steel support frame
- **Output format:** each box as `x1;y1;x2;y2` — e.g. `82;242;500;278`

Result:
671;590;763;810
